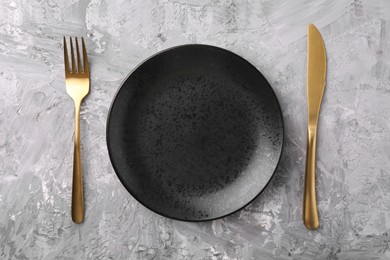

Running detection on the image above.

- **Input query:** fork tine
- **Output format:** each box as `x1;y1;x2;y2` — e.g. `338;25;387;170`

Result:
70;37;76;73
82;37;89;75
63;37;70;74
75;38;82;73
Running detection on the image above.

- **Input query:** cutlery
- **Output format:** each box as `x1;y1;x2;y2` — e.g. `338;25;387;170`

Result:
63;37;90;224
303;24;327;230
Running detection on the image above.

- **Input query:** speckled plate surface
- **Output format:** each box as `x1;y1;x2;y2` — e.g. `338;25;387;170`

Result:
107;45;283;221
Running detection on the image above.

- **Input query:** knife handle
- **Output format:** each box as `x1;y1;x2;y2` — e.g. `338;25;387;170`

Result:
303;126;319;230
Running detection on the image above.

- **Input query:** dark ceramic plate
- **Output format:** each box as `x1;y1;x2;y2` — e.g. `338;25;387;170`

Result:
107;45;283;221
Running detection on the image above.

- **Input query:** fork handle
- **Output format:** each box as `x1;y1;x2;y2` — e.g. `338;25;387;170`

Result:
303;126;319;230
72;102;84;224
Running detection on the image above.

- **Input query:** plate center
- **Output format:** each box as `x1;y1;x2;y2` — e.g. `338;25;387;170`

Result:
127;72;264;196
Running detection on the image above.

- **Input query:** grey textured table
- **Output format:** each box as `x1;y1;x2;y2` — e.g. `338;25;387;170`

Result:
1;0;390;259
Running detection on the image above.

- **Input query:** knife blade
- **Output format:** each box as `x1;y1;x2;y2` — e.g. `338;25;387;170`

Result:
303;24;327;230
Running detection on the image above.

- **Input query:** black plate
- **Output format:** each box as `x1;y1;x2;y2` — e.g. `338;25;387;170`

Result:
107;45;283;221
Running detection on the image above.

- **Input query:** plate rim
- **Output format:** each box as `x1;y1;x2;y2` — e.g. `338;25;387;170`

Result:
106;44;285;222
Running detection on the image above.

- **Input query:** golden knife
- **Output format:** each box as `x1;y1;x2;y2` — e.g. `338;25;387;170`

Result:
303;24;327;230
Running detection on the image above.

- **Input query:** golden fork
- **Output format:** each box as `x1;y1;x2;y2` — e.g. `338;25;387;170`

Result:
63;37;90;224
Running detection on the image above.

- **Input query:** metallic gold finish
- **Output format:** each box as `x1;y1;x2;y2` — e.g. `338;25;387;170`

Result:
63;37;90;224
303;24;326;230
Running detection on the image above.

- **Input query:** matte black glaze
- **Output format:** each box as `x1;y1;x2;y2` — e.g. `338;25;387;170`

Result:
107;45;283;221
